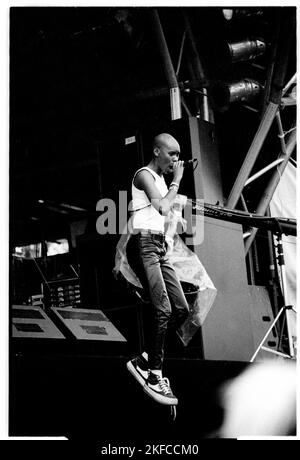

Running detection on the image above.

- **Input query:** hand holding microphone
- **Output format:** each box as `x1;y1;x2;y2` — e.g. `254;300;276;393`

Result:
173;158;197;180
183;158;197;167
171;158;198;193
172;160;185;183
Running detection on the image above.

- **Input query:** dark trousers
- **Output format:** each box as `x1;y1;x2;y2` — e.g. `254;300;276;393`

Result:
126;232;189;370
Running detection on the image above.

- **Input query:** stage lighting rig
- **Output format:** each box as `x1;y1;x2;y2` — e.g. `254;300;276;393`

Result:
210;8;274;112
221;37;266;67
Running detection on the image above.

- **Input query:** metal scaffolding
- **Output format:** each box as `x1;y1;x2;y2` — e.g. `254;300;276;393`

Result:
150;9;182;120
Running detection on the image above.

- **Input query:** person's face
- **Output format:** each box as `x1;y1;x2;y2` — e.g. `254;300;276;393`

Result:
156;144;180;174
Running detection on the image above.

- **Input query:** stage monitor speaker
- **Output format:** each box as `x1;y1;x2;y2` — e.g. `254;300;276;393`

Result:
12;305;65;340
50;306;127;342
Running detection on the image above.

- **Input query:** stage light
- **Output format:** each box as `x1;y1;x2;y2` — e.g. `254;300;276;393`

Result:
215;38;266;70
210;79;262;112
228;38;266;63
222;8;264;21
222;9;233;21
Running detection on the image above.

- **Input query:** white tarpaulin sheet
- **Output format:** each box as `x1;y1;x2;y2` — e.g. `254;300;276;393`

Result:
269;160;297;348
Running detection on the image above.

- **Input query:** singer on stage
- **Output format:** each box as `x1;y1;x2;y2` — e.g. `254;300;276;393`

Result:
126;133;189;406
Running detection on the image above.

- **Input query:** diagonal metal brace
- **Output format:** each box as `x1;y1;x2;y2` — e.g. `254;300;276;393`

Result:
226;102;278;209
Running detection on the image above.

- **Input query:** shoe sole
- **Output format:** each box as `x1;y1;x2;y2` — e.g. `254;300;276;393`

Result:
141;351;148;361
126;361;148;387
143;384;178;406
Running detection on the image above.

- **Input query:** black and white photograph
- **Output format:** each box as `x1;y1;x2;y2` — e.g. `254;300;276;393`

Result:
4;1;297;446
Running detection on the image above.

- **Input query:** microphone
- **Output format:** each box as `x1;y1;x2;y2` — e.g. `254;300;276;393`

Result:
183;158;197;167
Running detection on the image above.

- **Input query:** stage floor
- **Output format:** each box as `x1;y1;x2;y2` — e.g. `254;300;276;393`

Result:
10;352;249;440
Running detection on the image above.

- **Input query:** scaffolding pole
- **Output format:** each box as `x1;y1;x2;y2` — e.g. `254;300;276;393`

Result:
282;73;296;96
176;30;186;77
245;158;284;186
226;101;278;209
150;9;182;120
182;10;210;122
244;127;296;254
276;111;288;155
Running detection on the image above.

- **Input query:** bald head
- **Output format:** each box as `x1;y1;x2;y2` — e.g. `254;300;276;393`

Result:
150;133;181;173
153;133;180;154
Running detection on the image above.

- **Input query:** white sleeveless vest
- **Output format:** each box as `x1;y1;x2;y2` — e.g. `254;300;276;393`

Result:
130;167;168;232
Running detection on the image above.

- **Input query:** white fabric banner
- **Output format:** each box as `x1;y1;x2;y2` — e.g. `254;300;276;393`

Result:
269;160;297;348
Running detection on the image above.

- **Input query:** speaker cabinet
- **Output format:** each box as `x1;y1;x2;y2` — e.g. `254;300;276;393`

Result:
193;217;255;361
188;117;224;206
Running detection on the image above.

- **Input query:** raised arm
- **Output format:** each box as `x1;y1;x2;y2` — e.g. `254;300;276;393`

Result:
134;162;185;216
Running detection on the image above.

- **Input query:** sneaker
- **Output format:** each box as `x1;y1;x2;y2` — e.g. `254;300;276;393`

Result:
143;372;178;405
126;353;149;386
